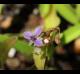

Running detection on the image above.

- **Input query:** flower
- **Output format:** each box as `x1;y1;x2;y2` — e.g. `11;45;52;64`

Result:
44;38;49;44
23;27;43;47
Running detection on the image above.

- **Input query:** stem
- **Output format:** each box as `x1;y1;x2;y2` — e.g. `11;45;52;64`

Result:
44;46;48;69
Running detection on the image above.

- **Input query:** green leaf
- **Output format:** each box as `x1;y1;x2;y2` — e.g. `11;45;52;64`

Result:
0;37;17;68
39;4;50;18
61;25;80;45
4;36;17;50
0;4;4;14
0;34;10;42
14;40;33;61
39;4;60;31
0;34;33;61
55;4;79;25
76;4;80;19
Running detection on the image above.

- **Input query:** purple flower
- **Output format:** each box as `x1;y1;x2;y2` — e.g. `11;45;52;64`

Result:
23;27;43;47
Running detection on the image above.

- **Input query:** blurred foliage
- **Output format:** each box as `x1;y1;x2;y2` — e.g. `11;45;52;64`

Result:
0;4;80;69
39;4;60;31
39;4;80;44
0;34;33;60
61;25;80;44
0;36;17;68
0;4;4;14
55;4;79;25
76;4;80;19
55;4;80;45
14;39;33;61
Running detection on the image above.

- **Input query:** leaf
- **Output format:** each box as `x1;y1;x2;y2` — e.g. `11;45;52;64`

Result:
61;25;80;45
39;4;60;31
39;4;51;18
0;4;4;14
0;36;17;68
55;4;79;25
33;50;46;70
14;40;33;61
4;36;17;50
76;4;80;19
0;36;17;56
0;34;33;61
0;34;10;42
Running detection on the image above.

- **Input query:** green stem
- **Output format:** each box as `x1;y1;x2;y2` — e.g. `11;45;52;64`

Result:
44;46;48;69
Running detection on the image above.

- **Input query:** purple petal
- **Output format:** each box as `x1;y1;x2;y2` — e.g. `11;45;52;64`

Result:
23;32;33;40
34;27;42;37
34;38;43;47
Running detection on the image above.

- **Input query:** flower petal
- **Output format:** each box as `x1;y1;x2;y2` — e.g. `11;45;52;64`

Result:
23;32;33;40
34;27;42;37
34;38;43;47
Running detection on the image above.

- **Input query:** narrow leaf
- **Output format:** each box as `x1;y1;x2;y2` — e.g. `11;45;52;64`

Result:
55;4;79;25
76;4;80;19
61;25;80;45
